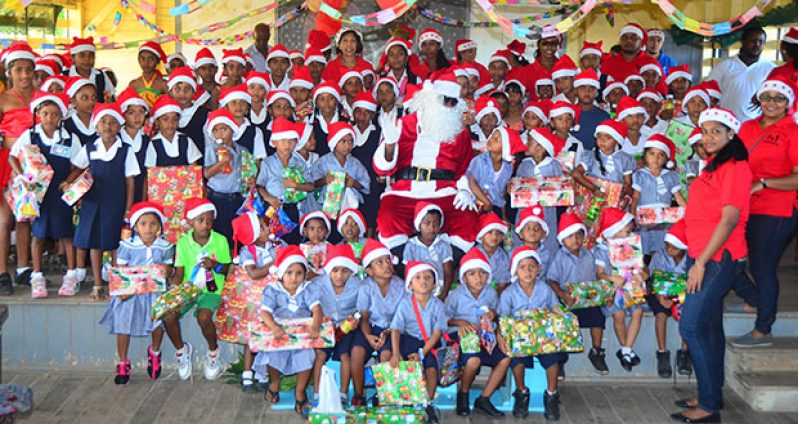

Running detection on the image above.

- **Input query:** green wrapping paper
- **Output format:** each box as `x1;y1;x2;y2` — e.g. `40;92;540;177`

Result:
371;361;429;407
282;165;308;203
499;305;584;357
652;270;687;297
458;329;481;354
239;148;258;194
308;412;347;423
151;283;202;320
566;280;614;309
323;170;346;219
344;406;427;423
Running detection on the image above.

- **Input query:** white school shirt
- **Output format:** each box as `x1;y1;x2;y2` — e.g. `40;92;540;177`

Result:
71;137;141;177
120;129;145;154
11;125;80;158
144;131;203;167
707;55;775;122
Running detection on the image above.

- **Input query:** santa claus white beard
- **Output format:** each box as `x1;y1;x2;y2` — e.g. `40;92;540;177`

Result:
410;87;467;144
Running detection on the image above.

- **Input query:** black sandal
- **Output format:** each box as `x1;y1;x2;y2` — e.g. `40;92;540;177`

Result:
264;388;279;403
295;397;309;418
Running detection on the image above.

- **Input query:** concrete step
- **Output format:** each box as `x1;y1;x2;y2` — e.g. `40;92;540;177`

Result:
726;337;798;373
730;371;798;412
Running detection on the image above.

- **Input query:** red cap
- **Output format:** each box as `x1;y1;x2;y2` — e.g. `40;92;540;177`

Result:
184;197;216;220
323;244;359;274
516;205;549;235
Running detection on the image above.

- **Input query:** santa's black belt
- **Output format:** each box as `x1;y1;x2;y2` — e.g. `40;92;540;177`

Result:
395;167;455;182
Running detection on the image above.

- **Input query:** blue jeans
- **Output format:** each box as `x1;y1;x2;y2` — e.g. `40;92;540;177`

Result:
749;211;798;334
679;251;744;413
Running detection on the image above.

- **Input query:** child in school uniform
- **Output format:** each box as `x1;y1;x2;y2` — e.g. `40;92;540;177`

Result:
264;90;297;156
468;126;526;218
266;45;292;91
445;248;510;418
203;108;245;244
311;81;344;156
220;48;247;88
9;92;79;298
311;244;362;405
572;119;635;207
145;95;203;168
402;202;455;300
470;97;502;153
548;101;585;161
220;85;267;166
99;202;173;384
372;76;404;126
648;219;692;377
546;213;609;375
160;198;231;381
289;66;314;122
231;212;284;391
514;206;554;276
66;103;140;300
67;37;114;102
295;121;320;170
350;239;405;407
118;88;151;202
246;71;271;135
299;210;333;279
63;77;98;145
167;67;211;155
475;213;511;292
498;247;565;420
630;135;687;256
256;245;321;418
336;208;368;249
350;91;384;236
684;127;707;183
515;127;565;253
592;208;649;372
521;101;551;136
389;261;447;424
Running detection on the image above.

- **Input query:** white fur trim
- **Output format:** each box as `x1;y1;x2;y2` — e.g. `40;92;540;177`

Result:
313;86;341;103
602;82;628;99
616;106;647;122
477;222;508;241
640;63;663;76
458;258;491;282
139;46;163;61
602;213;633;238
69;44;96;55
648;29;665;39
271;129;299;141
665;70;692;85
290;79;314;90
377;232;408;250
91;109;124;127
186;203;216;220
419;32;443;46
557;223;586;244
594;124;624;144
414;204;443;231
152;104;181;120
476;105;501;123
193;58;217;69
352;100;377;112
457;40;477;52
328;127;355;151
337;210;365;237
304;54;327;66
549;105;575;119
637;91;663;103
523;105;548;124
433;80;461;99
528;130;554;157
67;79;95;98
757;80;795;107
643;139;670;157
688;131;702;146
698;108;740;133
339;70;364;88
120;97;149;113
683;89;710;108
448;234;475;252
131;207;165;227
219;91;251;107
323;256;359;274
207;116;238;135
511;249;541;278
574;78;600;89
246;76;270;89
168;75;197;91
536;78;554;87
30;95;68;116
552;69;576;80
362;246;391;269
515;215;549;236
268;91;296;107
620;24;644;40
580;48;602;58
276;255;308;279
664;233;687;250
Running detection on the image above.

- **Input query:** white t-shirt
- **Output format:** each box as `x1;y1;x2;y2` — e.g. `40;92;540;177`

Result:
707;55;775;122
71;137;141;177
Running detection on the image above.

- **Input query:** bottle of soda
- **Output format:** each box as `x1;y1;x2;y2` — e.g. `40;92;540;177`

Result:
216;139;232;175
205;268;217;292
339;312;361;335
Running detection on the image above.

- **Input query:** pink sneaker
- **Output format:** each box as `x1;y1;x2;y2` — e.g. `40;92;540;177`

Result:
147;345;162;381
115;360;131;385
58;273;80;296
30;274;47;299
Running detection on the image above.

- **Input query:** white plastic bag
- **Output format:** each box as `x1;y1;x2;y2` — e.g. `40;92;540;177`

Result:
314;365;343;413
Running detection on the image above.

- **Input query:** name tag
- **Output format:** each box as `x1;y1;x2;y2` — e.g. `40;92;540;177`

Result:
49;143;71;158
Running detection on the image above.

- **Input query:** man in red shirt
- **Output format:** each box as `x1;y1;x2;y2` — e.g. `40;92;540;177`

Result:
601;23;651;83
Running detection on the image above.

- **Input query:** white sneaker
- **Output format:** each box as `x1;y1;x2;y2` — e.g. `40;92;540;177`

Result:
75;268;87;284
30;273;47;299
58;273;80;296
176;342;193;380
204;349;224;381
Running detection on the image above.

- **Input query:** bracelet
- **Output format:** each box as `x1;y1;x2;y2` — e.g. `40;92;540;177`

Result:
214;263;223;274
760;178;768;189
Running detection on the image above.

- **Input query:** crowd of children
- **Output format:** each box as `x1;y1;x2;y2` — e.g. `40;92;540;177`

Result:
1;20;796;423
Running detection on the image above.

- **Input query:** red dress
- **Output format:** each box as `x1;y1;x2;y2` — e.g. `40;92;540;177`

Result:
0;108;34;188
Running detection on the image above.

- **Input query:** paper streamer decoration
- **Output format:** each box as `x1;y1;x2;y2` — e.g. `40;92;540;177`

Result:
475;0;611;39
651;0;773;36
316;0;417;26
419;6;576;28
170;0;213;16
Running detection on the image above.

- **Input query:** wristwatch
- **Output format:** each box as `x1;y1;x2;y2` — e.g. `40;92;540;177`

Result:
760;178;768;188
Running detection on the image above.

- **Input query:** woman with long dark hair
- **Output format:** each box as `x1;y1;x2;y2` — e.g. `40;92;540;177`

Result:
417;28;450;77
672;108;752;424
321;29;372;85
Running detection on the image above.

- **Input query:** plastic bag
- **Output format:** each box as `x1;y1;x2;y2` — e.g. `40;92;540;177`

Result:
315;365;344;413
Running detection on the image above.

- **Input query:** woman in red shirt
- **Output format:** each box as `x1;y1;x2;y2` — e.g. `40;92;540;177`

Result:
673;108;751;424
732;76;798;348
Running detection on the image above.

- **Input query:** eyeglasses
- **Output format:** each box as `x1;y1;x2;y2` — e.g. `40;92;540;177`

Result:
760;94;788;104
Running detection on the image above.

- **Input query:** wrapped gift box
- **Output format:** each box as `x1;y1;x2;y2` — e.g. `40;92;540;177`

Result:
61;169;93;206
608;234;647;308
458;330;480;354
665;120;694;169
148;165;204;244
372;361;429;407
569;177;625;248
652;270;688;297
151;283;202;320
239;148;258;194
308;412;347;424
248;317;335;352
635;207;685;230
566;280;615;309
18;144;54;202
499;305;584;356
322;170;346;219
344;406;427;423
555;150;576;173
214;266;276;344
6;177;39;222
108;265;168;296
301;242;327;274
282;165;308;203
509;177;574;208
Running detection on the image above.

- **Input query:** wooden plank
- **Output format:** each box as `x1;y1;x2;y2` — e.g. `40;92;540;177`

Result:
34;376;84;420
153;376;202;423
559;382;594;423
105;375;158;424
202;381;243;424
129;375;175;424
602;385;655;423
183;379;230;422
79;376;131;424
50;374;106;424
232;386;266;423
576;384;622;424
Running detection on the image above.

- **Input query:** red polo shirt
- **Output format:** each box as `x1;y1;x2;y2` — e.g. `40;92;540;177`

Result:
600;51;647;84
738;116;798;217
685;159;752;261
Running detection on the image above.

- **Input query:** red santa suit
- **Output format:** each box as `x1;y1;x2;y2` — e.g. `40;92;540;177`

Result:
373;75;480;251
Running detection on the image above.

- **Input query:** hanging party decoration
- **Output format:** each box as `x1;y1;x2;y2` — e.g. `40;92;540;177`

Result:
652;0;773;37
170;0;214;16
419;6;577;28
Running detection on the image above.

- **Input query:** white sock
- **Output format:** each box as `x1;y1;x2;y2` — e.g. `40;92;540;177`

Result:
621;346;632;356
31;271;43;279
65;269;76;277
547;390;557;395
16;267;30;275
76;268;87;281
208;348;219;358
242;370;253;379
176;346;185;356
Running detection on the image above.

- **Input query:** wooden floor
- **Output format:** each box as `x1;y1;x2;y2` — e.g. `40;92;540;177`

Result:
6;370;798;424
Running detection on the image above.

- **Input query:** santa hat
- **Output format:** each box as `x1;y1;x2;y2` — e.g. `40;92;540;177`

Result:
323;244;359;274
637;88;663;103
474;80;495;98
456;39;477;53
432;71;462;99
489;49;511;67
523;100;551;124
151;95;181;120
193;48;217;69
373;76;399;99
272;245;308;279
414;202;443;232
221;48;246;66
599;207;634;238
117;87;149;113
602;80;629;100
300;210;331;234
313;81;341;103
516;205;549;235
702;80;722;100
138;41;166;63
682;86;710;108
267;90;296;108
41;53;63;67
296;122;313;151
506;39;526;58
757;76;796;107
510;246;542;279
304;46;327;66
594;119;628;145
30;91;69;116
477;213;508;241
41;75;67;92
620;23;647;47
580;40;603;58
352;91;378;112
688;127;703;146
644;133;677;168
167;67;197;92
527;127;564;158
549;101;580;130
65;76;95;98
699;107;740;133
327;121;356;151
289;50;304;61
640;61;664;78
219;85;252;107
334;28;364;48
166;52;187;68
505;77;526;97
232;212;261;247
34;58;59;76
68;36;96;55
551;55;578;80
615;96;647;121
384;38;411;56
574;69;600;89
267;44;291;64
246;71;271;90
337;208;366;238
361;238;394;269
458;248;492;283
624;74;645;86
475;97;502;123
0;43;34;65
289;66;314;90
338;69;364;89
405;261;439;294
270;116;300;141
665;64;692;85
783;27;798;44
664;219;687;250
419;28;444;47
557;212;587;244
205;108;240;135
130;201;166;229
184;197;216;220
493;126;526;161
307;29;333;52
91;102;124;127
